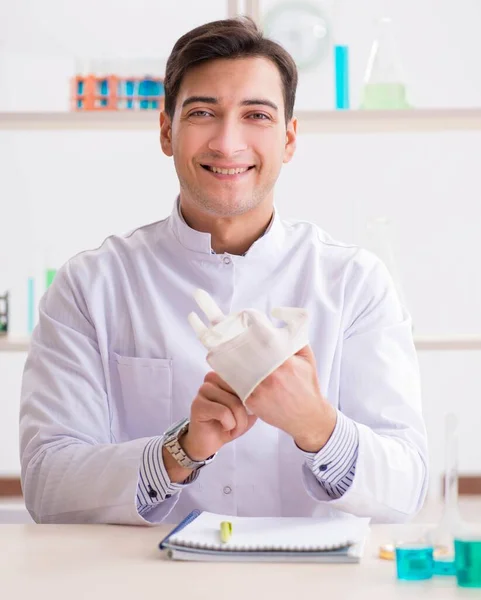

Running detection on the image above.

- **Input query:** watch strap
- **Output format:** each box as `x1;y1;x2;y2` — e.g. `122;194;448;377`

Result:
163;418;215;470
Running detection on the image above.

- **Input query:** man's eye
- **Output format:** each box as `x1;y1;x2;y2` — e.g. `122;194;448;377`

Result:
249;113;270;120
189;110;212;117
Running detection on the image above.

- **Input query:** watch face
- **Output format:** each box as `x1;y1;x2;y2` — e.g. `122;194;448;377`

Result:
263;1;331;71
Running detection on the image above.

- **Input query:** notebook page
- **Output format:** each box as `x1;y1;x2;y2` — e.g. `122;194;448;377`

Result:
169;512;369;552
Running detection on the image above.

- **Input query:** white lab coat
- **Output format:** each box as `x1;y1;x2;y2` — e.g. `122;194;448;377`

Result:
20;202;428;525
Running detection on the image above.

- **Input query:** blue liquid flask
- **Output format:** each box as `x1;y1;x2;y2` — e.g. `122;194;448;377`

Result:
396;543;434;580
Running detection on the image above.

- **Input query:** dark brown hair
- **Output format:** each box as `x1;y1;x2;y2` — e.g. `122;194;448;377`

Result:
164;16;298;124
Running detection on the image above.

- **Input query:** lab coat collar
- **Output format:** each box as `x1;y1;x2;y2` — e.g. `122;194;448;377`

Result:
168;197;285;260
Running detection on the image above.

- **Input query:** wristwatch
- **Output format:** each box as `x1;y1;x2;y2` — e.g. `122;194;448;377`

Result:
163;418;216;470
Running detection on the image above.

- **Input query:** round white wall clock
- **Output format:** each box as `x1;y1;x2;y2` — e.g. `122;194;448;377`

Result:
263;1;331;71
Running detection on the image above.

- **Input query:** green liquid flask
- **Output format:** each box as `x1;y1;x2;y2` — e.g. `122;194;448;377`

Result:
46;268;57;289
455;539;481;588
361;83;409;110
361;17;410;109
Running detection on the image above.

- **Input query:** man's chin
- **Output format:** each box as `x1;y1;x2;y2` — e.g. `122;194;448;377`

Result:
197;195;258;217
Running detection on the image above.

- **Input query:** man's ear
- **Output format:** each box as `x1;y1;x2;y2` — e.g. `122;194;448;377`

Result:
160;111;173;157
283;116;297;164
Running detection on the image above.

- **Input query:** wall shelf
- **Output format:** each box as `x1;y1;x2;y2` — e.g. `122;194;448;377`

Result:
413;335;481;351
1;335;481;353
1;109;481;133
0;337;30;352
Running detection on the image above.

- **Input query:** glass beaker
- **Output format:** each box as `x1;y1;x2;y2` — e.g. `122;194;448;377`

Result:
455;537;481;588
395;542;434;580
360;17;409;110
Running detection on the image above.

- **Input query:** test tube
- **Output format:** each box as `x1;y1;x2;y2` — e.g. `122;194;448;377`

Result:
139;77;153;109
76;77;84;109
334;45;350;109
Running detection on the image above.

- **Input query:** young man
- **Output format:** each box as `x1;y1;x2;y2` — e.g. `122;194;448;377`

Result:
20;17;427;525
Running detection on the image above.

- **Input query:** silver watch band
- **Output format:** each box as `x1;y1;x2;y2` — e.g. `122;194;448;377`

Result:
163;418;215;470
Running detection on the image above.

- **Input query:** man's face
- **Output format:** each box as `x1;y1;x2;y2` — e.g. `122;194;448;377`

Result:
160;57;297;217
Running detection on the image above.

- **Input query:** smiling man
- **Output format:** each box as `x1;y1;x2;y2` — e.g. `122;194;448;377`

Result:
162;47;296;256
20;17;428;525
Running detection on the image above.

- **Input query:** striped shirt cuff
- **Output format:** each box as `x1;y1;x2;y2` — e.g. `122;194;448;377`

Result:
137;436;200;514
300;411;359;500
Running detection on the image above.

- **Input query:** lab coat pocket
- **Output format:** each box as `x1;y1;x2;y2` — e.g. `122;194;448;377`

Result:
110;353;172;441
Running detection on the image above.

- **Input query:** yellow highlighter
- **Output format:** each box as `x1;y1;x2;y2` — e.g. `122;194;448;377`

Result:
220;521;233;544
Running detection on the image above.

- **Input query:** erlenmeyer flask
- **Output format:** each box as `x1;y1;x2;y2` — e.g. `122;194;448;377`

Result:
365;217;407;309
427;413;463;558
360;17;410;109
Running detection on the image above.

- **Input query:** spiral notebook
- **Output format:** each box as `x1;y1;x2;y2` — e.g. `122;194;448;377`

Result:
159;510;370;563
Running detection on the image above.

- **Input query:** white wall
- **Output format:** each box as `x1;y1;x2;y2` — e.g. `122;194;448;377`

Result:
1;0;480;501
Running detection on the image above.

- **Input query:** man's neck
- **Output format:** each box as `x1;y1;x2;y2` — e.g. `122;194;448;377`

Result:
179;198;274;256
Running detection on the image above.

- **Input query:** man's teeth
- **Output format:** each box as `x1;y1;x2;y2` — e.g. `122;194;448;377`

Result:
208;166;250;175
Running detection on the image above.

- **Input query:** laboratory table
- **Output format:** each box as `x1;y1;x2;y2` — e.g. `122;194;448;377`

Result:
0;523;478;599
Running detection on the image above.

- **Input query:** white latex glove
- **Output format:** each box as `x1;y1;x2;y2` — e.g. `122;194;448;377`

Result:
188;289;309;403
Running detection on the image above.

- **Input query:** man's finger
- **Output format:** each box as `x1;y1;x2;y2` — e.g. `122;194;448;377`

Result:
246;414;258;432
204;371;237;395
295;344;316;365
195;395;236;431
200;381;249;433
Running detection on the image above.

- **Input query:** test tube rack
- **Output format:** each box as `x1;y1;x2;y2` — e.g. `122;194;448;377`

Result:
72;74;165;111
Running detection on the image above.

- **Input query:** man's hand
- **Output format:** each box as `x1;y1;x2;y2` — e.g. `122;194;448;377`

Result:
245;345;337;452
181;371;258;461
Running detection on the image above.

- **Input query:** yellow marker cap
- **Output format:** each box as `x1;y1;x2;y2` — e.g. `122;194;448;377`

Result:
220;521;233;543
379;543;395;560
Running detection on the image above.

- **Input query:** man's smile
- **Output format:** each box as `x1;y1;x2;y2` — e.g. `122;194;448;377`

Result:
200;163;256;180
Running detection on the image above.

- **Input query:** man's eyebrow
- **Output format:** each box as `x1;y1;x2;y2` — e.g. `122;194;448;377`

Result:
241;98;278;111
181;96;279;111
181;96;218;108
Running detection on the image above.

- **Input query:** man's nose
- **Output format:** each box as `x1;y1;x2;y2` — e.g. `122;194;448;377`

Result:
207;118;248;156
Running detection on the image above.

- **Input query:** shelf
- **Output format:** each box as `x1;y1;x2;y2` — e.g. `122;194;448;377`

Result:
0;111;158;131
298;108;481;134
0;337;30;352
413;335;481;351
1;335;481;353
1;109;481;133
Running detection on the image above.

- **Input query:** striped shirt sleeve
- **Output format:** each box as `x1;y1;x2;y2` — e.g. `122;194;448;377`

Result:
299;411;359;499
136;436;200;516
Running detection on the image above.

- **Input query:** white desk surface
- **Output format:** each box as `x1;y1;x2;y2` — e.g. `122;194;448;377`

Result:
0;523;475;599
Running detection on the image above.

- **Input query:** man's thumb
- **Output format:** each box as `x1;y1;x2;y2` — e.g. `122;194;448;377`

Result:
295;344;316;365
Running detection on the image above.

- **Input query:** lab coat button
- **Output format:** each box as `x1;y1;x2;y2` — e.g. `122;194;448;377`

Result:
147;485;158;499
223;485;232;495
223;256;231;265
